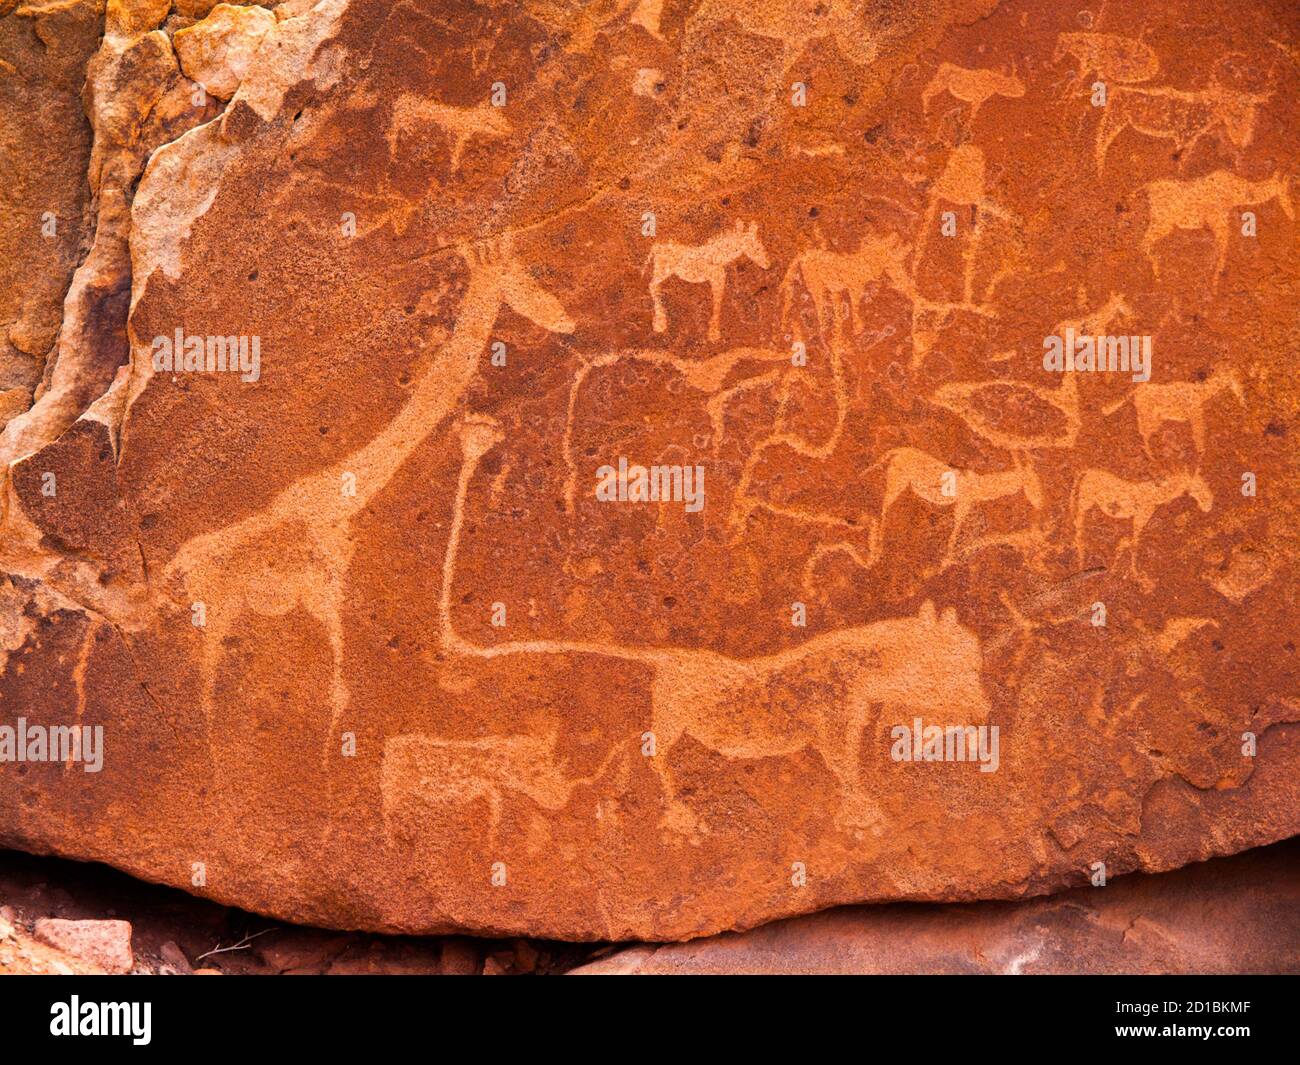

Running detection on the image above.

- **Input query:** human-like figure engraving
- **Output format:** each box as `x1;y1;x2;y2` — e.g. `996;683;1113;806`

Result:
915;145;1018;307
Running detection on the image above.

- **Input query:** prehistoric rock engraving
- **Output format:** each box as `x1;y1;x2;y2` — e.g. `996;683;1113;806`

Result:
382;730;620;843
780;230;916;339
930;373;1081;451
168;235;573;763
646;221;770;340
386;94;512;171
1072;469;1214;568
432;417;990;838
1096;79;1272;171
561;345;791;516
877;448;1044;554
1103;369;1244;455
1054;31;1159;86
690;0;880;72
916;144;1017;306
1141;170;1293;278
922;62;1025;122
3;0;1297;943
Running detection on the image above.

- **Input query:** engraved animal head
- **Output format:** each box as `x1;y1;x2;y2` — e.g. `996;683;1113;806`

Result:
998;61;1026;96
1271;173;1296;219
734;220;770;269
1211;368;1246;404
1210;83;1265;150
1015;454;1046;512
851;601;990;716
1175;472;1214;512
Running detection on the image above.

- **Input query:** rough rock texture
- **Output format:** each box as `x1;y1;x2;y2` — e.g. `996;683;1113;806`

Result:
0;0;104;428
32;915;134;972
0;846;592;973
572;838;1300;973
1;836;1296;975
0;0;1298;941
0;908;107;975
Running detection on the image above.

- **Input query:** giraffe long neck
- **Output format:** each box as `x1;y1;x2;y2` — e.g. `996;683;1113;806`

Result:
331;268;501;515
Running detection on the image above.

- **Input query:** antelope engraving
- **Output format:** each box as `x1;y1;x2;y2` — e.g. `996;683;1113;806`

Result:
382;730;622;843
387;94;512;171
1072;469;1213;563
1141;170;1294;279
645;221;770;341
779;230;916;338
1095;78;1272;171
922;62;1025;122
877;448;1045;552
690;0;880;72
1103;369;1244;456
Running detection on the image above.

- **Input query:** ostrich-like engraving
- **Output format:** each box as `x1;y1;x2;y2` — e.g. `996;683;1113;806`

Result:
1054;31;1159;85
930;373;1080;451
166;236;574;768
1141;170;1294;279
922;62;1025;122
1095;78;1272;171
1072;468;1213;564
927;295;1129;449
877;448;1044;554
646;221;770;341
1103;369;1244;455
387;94;512;171
430;417;991;837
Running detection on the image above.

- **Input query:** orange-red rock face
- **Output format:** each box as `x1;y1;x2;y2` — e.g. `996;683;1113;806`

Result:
1;0;1298;941
572;840;1300;973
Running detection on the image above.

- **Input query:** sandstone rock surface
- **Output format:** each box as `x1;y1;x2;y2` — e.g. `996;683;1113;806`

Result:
0;0;1297;941
0;912;106;975
572;838;1300;973
32;916;135;973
